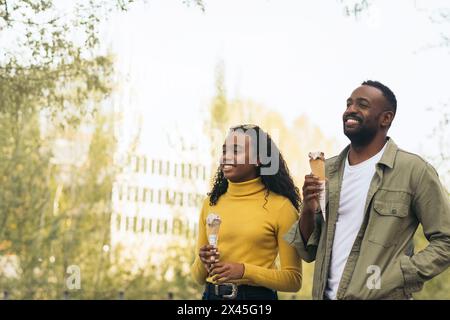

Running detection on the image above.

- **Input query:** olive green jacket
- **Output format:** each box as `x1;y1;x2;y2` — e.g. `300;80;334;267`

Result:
284;138;450;300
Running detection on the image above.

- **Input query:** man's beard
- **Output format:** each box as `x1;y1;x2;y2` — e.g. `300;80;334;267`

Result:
344;124;378;147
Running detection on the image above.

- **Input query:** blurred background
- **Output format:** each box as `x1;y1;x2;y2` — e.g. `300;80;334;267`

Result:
0;0;449;299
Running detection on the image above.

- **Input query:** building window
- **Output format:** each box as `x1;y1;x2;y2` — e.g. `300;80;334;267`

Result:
158;160;163;175
143;188;153;203
118;185;124;201
176;192;183;206
126;186;132;201
148;219;153;233
149;189;154;203
195;193;204;207
142;156;147;174
202;166;207;180
158;190;162;204
193;223;198;238
188;193;200;207
151;159;156;174
156;219;161;234
166;161;170;176
133;216;138;232
141;218;146;233
134;156;139;172
188;164;192;179
166;190;175;205
125;216;130;231
174;163;178;177
172;219;183;235
135;187;139;202
194;165;199;180
127;154;132;170
116;214;121;230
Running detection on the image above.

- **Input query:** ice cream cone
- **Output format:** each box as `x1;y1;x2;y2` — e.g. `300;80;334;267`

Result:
308;151;326;221
206;213;221;261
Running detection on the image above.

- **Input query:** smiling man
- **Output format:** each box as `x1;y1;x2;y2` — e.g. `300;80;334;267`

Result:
285;80;450;299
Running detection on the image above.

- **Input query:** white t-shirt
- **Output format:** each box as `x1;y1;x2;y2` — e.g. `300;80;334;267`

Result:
324;143;387;300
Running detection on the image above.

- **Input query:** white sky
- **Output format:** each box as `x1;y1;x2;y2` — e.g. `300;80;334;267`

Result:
102;0;450;165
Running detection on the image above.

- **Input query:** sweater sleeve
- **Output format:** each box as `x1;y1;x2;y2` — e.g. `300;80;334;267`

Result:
243;200;303;292
190;200;209;285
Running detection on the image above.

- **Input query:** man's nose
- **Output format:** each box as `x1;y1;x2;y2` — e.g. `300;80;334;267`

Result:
344;103;359;116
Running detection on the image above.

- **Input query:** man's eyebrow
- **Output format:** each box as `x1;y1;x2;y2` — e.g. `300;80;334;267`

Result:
356;97;370;103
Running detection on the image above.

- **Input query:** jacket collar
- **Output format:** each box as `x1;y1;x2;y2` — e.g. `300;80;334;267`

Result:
328;137;398;173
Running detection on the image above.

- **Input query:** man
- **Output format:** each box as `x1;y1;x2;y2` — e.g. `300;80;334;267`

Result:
284;80;450;299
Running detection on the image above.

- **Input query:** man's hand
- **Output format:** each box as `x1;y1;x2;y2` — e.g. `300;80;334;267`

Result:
299;174;324;244
199;245;220;272
210;262;244;283
302;174;323;214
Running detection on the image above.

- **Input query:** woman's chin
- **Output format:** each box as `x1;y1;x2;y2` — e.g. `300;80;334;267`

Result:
223;171;234;180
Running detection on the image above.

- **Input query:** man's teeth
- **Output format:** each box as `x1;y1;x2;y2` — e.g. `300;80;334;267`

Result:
223;164;234;168
346;119;360;124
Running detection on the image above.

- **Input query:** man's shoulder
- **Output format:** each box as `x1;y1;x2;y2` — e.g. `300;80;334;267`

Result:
325;154;341;167
325;155;339;163
395;148;430;169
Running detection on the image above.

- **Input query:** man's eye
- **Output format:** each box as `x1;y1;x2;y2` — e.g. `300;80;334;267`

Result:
358;102;368;108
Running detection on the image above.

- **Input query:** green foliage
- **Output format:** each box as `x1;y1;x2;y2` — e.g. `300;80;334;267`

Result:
413;225;450;300
0;0;206;300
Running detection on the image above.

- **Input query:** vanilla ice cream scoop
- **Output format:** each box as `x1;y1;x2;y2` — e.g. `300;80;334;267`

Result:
308;151;326;180
308;151;325;161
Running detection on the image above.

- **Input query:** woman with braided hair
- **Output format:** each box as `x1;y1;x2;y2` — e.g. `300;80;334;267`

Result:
191;124;302;300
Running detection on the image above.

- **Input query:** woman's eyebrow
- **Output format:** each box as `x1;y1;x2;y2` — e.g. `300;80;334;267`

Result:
222;144;243;149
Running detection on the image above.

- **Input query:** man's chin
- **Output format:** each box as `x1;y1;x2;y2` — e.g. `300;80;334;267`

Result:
344;127;361;139
344;129;376;146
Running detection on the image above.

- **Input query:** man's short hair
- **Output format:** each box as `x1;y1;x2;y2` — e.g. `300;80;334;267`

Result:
362;80;397;114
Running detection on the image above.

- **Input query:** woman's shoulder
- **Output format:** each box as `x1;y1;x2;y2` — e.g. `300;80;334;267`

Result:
201;196;212;209
266;191;297;212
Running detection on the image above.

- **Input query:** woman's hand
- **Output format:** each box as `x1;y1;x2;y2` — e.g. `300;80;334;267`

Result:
199;245;220;272
210;262;244;283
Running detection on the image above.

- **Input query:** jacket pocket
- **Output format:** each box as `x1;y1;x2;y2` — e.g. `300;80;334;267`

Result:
368;199;409;247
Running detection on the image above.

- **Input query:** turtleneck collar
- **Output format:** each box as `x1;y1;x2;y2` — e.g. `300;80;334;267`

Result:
227;176;266;197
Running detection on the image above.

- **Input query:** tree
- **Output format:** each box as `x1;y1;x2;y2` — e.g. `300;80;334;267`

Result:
0;0;205;299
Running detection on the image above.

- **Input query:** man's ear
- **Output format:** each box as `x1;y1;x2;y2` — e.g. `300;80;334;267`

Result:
381;111;395;128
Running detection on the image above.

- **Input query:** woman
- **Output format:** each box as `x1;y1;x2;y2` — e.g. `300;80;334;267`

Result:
191;124;302;300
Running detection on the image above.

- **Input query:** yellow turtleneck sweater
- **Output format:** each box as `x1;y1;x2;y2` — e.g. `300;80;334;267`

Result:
191;177;302;292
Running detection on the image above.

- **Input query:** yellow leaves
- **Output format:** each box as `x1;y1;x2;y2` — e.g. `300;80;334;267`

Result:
15;164;24;172
0;240;12;251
